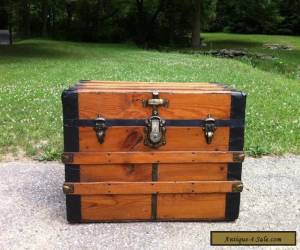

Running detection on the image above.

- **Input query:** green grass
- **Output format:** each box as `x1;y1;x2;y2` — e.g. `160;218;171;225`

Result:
203;33;300;80
0;34;299;160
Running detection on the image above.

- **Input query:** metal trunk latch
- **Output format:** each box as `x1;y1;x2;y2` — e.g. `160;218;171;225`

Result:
143;91;168;148
203;114;216;144
144;116;166;148
142;90;169;110
94;115;107;144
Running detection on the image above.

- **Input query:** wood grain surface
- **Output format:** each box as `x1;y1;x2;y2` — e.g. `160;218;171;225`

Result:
78;92;231;119
64;180;241;195
80;164;152;182
157;194;226;219
64;151;244;164
79;127;230;152
78;163;229;182
158;163;228;181
81;195;152;221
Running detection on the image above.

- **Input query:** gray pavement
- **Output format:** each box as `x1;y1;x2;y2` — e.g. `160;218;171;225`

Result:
0;156;299;250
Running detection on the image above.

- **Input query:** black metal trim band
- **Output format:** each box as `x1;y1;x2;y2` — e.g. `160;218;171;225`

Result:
64;119;244;128
229;92;247;151
151;164;158;220
65;165;81;223
227;163;242;181
226;92;246;220
62;90;81;223
65;165;80;182
225;193;240;221
62;90;79;152
66;195;81;223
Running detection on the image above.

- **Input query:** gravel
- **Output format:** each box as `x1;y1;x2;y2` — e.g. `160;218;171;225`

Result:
0;156;299;250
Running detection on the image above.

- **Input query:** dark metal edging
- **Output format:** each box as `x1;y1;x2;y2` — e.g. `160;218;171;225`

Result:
151;164;158;220
64;118;244;128
226;91;246;220
62;89;81;223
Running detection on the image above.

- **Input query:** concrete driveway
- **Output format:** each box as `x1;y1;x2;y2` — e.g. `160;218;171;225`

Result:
0;156;299;250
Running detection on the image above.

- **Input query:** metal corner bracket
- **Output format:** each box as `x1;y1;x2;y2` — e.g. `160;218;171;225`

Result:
232;182;244;192
233;152;245;162
61;153;74;164
63;183;74;194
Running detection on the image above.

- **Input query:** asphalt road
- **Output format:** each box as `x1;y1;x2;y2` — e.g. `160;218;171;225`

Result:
0;156;299;250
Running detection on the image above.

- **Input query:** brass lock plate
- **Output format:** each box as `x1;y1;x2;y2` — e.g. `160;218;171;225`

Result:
143;91;168;148
144;115;166;148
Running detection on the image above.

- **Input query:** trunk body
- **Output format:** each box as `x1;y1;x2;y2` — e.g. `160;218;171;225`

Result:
192;0;201;49
62;80;246;222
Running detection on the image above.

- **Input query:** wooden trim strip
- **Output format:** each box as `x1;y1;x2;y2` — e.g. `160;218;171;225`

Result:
78;80;223;86
63;181;242;195
62;151;245;164
75;86;228;90
76;81;232;90
76;83;224;87
72;89;234;94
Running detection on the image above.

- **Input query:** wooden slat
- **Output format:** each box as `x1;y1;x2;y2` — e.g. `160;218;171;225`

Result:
75;82;227;91
157;194;226;219
79;127;230;152
80;164;152;182
63;151;244;164
81;195;151;221
75;89;232;94
76;86;227;91
77;80;223;87
78;163;228;182
64;180;241;195
78;92;231;119
76;82;222;87
158;163;228;181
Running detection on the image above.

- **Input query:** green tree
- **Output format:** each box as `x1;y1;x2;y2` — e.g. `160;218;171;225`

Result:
211;0;281;33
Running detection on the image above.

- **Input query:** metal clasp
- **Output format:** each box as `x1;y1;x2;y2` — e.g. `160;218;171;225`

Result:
142;90;169;111
143;91;168;148
144;115;166;148
94;115;107;144
203;114;216;144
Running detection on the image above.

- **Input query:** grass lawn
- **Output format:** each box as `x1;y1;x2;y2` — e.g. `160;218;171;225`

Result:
0;33;299;160
203;33;300;80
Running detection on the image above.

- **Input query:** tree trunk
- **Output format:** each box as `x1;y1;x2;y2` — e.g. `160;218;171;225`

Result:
20;0;31;38
7;0;13;45
42;0;48;37
50;6;55;37
146;0;165;45
191;0;201;49
166;1;175;45
66;3;72;28
136;0;146;45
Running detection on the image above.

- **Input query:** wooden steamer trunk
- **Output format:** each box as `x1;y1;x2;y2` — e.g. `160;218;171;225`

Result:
62;81;246;223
